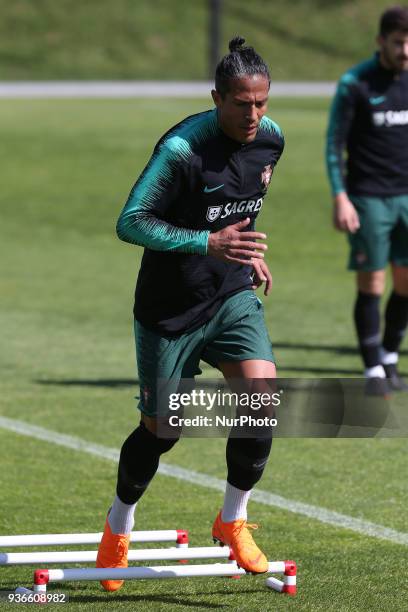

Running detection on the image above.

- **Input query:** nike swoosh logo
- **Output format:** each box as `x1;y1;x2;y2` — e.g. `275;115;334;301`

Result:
204;184;224;193
248;552;264;566
253;459;268;469
369;96;386;105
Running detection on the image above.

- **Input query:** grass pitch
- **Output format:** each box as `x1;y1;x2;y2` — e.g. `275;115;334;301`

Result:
0;0;397;80
0;97;407;611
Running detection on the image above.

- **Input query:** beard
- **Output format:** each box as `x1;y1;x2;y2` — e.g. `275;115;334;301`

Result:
382;46;408;73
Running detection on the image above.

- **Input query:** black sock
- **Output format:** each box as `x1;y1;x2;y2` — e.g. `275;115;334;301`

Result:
382;291;408;354
354;291;381;368
116;422;178;504
226;435;273;491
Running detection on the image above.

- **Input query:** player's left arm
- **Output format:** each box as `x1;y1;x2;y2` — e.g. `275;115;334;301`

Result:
251;258;272;295
248;120;284;296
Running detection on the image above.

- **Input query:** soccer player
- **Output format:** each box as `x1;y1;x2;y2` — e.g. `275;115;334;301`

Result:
96;37;284;591
326;5;408;395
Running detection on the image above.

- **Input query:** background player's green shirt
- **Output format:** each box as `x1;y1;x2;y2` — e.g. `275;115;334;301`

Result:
326;53;408;197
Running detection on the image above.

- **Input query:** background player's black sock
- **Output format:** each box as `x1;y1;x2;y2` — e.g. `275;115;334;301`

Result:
116;422;178;504
226;435;272;491
382;291;408;354
353;291;382;369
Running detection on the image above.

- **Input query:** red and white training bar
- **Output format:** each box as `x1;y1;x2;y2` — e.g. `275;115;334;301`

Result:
0;530;188;547
1;546;231;566
32;561;297;595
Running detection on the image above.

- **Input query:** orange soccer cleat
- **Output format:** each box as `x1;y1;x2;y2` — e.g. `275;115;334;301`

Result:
96;516;130;592
212;510;268;574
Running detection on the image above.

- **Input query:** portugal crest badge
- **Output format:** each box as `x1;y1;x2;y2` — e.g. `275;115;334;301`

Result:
206;205;222;222
261;164;273;192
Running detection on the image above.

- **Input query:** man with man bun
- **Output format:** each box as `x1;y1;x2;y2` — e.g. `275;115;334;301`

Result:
96;37;284;590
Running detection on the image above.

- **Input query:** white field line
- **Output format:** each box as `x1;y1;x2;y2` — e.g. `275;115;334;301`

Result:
0;81;336;99
0;415;407;547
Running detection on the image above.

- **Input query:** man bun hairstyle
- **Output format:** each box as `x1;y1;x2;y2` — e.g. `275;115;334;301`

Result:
379;5;408;36
229;36;246;53
215;36;270;97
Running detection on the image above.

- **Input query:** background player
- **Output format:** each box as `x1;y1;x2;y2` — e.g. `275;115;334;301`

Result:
96;37;284;591
326;5;408;394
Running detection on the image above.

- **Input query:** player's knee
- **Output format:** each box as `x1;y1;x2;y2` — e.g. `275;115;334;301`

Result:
117;423;179;502
357;270;386;295
391;265;408;296
121;422;179;460
119;423;178;485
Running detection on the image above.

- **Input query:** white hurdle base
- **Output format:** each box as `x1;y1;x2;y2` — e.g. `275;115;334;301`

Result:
1;546;231;566
0;530;188;548
33;560;297;595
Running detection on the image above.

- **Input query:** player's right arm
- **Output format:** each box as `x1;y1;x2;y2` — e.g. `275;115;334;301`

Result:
207;218;267;266
332;191;360;233
117;139;267;262
116;139;209;255
326;74;360;233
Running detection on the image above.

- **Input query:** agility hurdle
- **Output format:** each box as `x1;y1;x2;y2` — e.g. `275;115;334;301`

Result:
0;530;188;548
0;546;232;565
32;561;297;595
2;531;296;595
